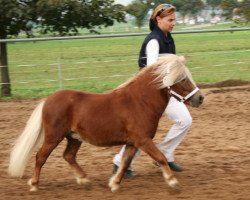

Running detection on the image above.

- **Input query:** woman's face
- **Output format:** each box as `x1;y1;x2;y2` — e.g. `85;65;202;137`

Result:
156;13;176;33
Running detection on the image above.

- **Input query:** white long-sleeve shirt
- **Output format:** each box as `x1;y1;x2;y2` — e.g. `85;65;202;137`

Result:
145;39;160;65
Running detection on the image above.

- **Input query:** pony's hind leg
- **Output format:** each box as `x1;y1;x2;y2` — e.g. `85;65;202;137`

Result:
108;144;138;192
28;138;63;191
139;139;179;188
63;136;90;187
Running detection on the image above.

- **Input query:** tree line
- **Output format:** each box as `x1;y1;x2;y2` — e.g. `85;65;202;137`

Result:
126;0;249;28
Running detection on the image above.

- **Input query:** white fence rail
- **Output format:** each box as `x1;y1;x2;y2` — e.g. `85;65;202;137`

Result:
0;28;250;43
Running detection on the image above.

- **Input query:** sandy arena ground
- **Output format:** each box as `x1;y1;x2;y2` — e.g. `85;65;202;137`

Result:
0;82;249;200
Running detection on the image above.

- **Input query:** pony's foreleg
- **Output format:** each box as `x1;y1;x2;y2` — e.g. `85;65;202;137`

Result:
63;136;90;187
139;139;179;188
108;144;137;192
28;139;63;191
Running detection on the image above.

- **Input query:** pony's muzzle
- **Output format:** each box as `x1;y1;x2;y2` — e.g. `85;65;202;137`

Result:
190;91;204;107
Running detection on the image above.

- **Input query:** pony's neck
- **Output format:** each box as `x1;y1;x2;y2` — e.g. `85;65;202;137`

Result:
126;71;169;116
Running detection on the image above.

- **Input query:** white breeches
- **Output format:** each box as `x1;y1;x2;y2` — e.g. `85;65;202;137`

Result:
113;97;192;168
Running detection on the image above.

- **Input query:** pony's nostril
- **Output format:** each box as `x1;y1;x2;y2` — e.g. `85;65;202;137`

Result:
199;95;204;103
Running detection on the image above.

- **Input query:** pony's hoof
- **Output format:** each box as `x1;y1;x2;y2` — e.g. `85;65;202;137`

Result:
27;179;38;192
108;176;120;193
76;177;91;187
110;183;120;193
168;177;179;188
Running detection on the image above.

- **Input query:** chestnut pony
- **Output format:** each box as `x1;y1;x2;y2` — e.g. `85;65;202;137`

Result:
8;54;203;192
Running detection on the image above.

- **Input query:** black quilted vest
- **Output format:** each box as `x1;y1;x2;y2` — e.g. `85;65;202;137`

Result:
138;26;176;68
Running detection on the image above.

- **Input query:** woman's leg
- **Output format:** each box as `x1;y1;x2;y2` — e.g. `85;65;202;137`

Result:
158;97;192;162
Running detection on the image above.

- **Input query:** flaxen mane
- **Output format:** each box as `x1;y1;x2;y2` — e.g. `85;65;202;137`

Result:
116;54;195;90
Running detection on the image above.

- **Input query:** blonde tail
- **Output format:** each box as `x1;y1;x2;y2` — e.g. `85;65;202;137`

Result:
8;101;45;178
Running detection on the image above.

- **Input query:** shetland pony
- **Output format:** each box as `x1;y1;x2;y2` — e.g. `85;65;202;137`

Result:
8;54;204;192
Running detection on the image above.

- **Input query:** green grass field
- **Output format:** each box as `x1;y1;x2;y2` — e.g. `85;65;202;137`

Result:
3;29;250;98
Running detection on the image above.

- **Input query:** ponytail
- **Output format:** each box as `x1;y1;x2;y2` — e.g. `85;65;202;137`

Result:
149;18;156;31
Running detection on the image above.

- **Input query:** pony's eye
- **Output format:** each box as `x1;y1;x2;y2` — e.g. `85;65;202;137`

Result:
181;78;186;83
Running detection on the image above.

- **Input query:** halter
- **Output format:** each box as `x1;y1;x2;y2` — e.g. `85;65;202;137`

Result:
168;86;199;102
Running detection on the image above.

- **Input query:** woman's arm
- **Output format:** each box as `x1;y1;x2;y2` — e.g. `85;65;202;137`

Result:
146;39;160;66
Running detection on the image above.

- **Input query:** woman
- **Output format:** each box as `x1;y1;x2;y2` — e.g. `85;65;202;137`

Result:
113;4;192;177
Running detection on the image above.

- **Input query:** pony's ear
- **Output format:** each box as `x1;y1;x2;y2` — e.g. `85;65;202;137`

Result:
179;56;186;64
163;76;174;87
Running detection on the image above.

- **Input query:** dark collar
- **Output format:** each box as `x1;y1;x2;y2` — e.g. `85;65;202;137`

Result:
153;26;172;43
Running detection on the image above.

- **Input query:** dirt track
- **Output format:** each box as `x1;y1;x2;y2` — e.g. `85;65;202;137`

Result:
0;83;250;200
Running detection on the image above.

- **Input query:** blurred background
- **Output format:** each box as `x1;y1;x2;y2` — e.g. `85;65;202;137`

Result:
115;0;249;33
0;0;249;97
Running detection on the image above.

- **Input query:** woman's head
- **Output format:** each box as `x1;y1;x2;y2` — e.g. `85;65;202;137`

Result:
149;4;176;33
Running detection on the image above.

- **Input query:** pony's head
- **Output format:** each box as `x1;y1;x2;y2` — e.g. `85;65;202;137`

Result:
152;54;204;107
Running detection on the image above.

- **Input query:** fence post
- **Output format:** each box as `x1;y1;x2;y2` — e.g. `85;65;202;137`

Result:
0;42;11;97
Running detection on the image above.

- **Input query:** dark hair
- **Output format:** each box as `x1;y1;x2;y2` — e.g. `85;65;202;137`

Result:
149;18;155;31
